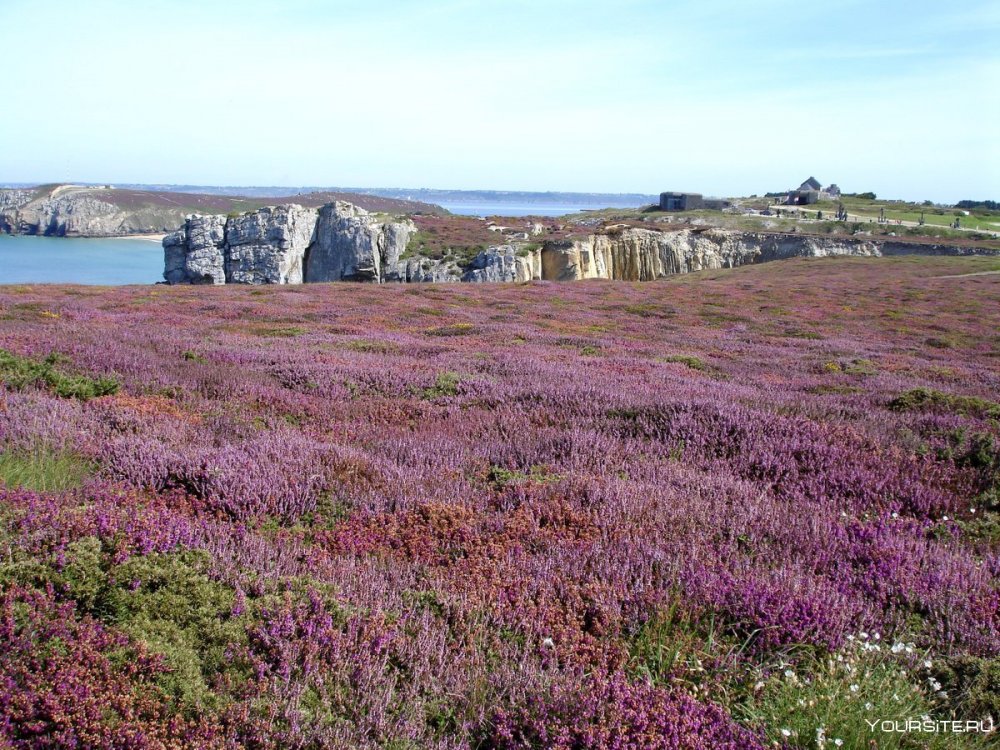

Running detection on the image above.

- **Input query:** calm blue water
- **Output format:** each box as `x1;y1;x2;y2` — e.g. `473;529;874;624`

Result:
437;203;606;217
0;234;164;285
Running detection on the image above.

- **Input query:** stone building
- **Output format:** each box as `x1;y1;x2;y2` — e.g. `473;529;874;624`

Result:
660;192;704;211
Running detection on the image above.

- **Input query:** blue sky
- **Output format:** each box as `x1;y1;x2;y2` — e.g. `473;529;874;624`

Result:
2;0;997;201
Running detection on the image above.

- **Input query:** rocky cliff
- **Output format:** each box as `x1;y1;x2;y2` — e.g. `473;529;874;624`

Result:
164;202;419;285
535;227;885;281
534;227;997;281
0;185;191;237
165;203;998;285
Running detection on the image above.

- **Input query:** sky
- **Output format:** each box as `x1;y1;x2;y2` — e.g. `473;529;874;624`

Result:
1;0;997;202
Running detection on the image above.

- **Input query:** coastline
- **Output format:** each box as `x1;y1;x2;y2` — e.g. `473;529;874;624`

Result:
109;233;167;242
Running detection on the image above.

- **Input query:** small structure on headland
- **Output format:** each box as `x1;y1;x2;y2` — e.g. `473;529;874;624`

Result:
660;192;703;211
785;177;841;206
659;192;728;211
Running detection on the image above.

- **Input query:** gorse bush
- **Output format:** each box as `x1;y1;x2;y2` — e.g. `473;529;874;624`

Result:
889;387;1000;420
0;348;119;399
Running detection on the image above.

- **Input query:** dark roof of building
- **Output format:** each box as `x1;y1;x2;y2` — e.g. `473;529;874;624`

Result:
799;176;822;191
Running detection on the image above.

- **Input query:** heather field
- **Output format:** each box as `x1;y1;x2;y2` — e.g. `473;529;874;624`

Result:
1;255;999;749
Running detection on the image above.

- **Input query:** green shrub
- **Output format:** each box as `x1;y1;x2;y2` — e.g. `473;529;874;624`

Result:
660;354;709;371
343;339;400;354
889;388;1000;420
107;550;251;712
422;371;462;399
0;348;119;400
20;539;252;714
932;656;1000;724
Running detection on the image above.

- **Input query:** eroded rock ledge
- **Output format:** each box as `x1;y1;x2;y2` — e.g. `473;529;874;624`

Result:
164;202;998;285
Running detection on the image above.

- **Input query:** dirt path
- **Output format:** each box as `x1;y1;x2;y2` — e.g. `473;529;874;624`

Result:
933;270;1000;279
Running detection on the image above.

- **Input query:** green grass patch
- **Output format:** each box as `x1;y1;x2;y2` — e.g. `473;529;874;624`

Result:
626;601;749;692
0;349;119;400
247;325;306;338
425;322;478;337
0;448;93;492
484;464;561;490
737;639;985;749
622;302;677;319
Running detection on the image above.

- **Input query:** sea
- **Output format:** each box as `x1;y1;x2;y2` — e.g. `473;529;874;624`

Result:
0;202;623;285
435;203;597;217
0;234;164;285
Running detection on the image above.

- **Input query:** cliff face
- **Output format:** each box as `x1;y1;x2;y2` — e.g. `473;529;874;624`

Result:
0;186;190;237
536;228;884;281
164;204;998;285
164;202;417;285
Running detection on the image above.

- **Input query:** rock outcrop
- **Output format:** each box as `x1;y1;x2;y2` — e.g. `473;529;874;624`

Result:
164;202;416;285
462;245;539;283
164;215;226;284
227;205;316;285
306;202;414;283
